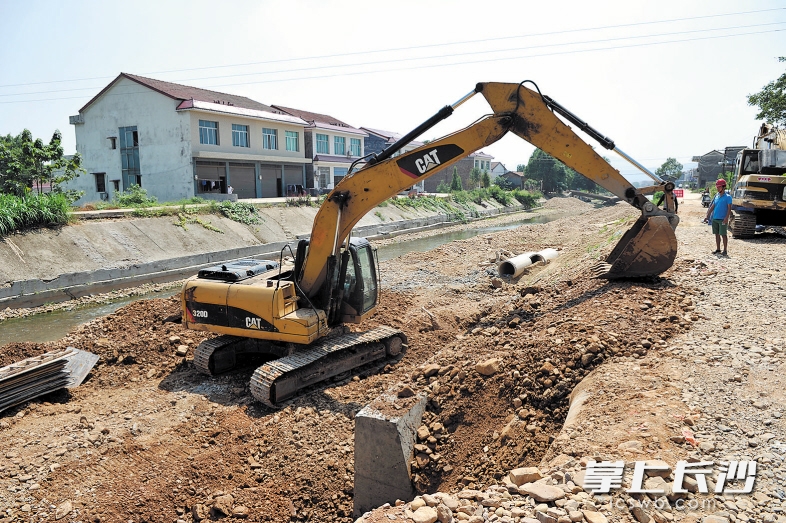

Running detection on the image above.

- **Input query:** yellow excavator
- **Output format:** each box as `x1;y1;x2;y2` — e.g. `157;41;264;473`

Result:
181;81;679;407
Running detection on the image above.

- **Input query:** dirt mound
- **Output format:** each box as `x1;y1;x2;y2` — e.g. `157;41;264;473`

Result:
0;200;698;523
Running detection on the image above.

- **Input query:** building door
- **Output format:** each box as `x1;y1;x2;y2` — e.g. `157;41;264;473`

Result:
259;164;279;198
229;163;255;199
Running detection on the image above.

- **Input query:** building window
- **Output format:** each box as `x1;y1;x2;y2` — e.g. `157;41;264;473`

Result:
285;131;299;152
334;137;346;156
119;126;141;190
199;120;219;145
316;133;329;154
108;137;117;149
112;180;120;192
350;138;361;157
317;167;330;189
232;124;249;147
334;167;348;186
262;128;278;150
94;172;106;193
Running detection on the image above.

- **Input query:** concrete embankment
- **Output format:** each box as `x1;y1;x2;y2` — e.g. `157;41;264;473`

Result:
0;199;536;309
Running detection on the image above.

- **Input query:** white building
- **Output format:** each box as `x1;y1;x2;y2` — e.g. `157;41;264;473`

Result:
68;73;311;204
272;106;368;193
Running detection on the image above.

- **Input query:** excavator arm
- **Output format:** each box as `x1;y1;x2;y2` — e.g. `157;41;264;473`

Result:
298;82;678;299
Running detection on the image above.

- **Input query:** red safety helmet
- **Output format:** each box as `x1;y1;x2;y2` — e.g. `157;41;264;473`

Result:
715;179;727;187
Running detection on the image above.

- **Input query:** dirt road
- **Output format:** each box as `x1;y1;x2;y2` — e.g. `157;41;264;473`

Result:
1;194;784;523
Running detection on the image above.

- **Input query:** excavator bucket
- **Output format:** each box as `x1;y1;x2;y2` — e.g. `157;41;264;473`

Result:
592;215;678;279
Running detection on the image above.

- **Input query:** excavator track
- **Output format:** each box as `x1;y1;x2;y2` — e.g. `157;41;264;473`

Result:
193;335;247;375
250;326;406;408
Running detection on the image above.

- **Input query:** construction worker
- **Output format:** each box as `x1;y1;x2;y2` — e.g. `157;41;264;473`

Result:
704;179;732;256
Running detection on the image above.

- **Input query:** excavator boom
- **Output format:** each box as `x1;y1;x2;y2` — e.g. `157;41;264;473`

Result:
298;82;678;295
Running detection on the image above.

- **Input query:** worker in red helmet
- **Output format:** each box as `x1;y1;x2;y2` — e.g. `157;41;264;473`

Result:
703;179;732;256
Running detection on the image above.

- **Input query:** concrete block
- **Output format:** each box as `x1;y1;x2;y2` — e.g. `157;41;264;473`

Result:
353;388;427;516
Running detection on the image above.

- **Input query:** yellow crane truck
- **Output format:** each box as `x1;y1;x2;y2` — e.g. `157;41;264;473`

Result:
181;81;680;407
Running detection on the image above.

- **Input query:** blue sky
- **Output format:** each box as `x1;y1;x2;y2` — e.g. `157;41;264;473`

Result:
1;0;784;181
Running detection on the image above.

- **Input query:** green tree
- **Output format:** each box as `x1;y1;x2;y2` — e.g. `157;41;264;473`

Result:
493;176;514;190
469;167;482;189
481;170;491;188
747;57;786;126
655;157;683;182
565;166;596;193
449;166;463;191
0;129;84;199
524;149;567;193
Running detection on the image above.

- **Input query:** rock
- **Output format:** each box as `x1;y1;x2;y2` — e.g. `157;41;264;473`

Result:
436;504;453;523
569;511;584;522
417;426;431;441
212;494;234;516
410;497;426;511
192;504;209;521
55;500;72;520
491;278;503;288
701;517;729;523
412;506;438;523
509;467;543;486
169;335;181;343
535;511;558;523
232;506;249;518
422;494;440;507
176;345;189;356
423;364;441;378
518;483;565;502
643;460;672;477
618;440;643;452
476;358;501;376
397;385;416;398
583;511;608;523
630;503;652;523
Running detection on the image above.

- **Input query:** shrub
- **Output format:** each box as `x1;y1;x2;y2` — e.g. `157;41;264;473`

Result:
116;184;157;207
487;185;512;205
510;189;540;207
435;181;451;193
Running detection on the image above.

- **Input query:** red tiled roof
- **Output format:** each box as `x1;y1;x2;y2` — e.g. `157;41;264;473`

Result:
79;73;273;113
271;105;353;128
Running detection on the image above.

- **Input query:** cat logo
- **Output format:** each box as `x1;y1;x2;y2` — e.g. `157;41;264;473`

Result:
414;149;441;174
396;144;463;179
245;317;262;329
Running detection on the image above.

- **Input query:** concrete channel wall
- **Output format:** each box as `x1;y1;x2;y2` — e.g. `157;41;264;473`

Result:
0;203;535;309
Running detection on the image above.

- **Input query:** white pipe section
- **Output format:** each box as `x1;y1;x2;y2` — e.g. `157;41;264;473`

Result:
498;252;538;278
535;248;559;263
498;249;560;278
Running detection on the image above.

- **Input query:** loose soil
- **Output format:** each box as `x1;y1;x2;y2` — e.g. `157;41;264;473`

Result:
2;194;783;523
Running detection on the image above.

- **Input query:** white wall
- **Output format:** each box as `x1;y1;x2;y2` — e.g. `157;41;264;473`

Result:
69;76;192;205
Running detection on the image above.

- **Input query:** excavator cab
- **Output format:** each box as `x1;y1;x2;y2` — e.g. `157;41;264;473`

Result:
338;238;379;322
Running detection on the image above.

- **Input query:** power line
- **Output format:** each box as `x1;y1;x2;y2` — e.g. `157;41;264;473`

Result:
1;27;782;105
0;6;782;90
4;20;783;99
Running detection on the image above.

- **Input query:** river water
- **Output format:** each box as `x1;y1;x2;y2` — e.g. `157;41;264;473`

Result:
0;212;560;345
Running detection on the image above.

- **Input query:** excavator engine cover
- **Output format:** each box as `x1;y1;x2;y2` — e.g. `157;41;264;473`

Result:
596;215;677;279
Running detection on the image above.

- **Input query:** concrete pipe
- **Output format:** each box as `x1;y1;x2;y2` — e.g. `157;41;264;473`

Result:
498;249;560;278
498;252;538;278
532;248;559;263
